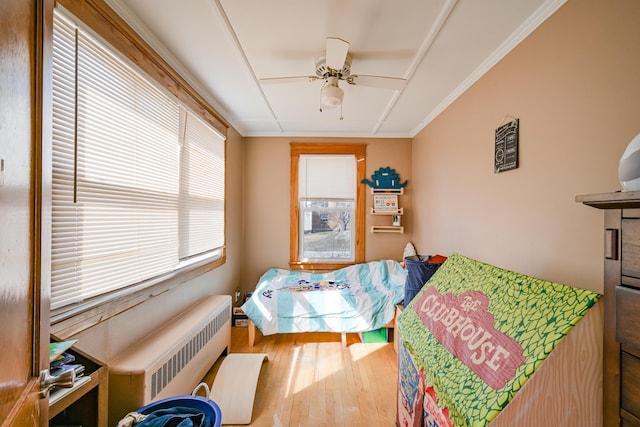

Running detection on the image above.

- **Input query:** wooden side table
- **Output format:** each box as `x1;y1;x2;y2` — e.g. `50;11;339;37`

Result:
49;346;108;427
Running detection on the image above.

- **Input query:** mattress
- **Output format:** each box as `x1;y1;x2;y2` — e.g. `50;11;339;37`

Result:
242;259;406;335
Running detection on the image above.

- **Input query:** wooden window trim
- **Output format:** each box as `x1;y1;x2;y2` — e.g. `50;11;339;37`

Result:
289;143;366;271
56;0;228;136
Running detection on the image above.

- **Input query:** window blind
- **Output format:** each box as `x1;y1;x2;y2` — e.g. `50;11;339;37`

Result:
298;155;356;199
51;9;225;313
179;111;225;258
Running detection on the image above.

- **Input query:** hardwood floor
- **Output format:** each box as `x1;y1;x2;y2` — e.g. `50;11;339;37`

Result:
203;327;399;427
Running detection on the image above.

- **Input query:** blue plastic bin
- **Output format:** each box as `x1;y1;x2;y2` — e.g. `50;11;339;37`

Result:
403;255;443;305
134;395;222;427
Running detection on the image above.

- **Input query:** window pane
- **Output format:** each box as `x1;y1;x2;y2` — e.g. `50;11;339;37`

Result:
299;199;354;261
297;154;357;263
179;110;225;258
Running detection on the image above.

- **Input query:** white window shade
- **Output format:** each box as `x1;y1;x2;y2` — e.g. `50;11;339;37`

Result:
299;155;356;199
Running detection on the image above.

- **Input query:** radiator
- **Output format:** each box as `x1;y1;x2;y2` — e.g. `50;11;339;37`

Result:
108;295;231;425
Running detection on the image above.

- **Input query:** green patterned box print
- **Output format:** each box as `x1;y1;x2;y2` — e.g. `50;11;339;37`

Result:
397;253;601;427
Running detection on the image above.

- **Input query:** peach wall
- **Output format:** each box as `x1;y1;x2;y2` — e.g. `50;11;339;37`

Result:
242;137;412;291
70;0;640;361
411;0;640;293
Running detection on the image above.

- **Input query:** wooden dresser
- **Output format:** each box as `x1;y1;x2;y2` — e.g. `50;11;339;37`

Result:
577;191;640;427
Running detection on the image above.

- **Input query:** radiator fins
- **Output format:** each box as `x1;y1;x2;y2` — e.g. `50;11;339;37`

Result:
150;305;230;399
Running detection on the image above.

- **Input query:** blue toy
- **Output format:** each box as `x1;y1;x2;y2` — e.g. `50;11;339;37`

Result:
361;167;407;189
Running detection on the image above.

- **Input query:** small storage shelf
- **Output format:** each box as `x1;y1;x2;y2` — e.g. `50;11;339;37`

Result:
370;187;404;233
371;207;403;215
371;188;404;195
371;225;404;234
49;343;108;427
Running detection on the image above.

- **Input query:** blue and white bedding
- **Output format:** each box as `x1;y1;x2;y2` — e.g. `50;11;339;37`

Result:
241;260;407;335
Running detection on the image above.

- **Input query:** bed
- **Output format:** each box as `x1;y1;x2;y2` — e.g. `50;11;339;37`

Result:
241;259;407;346
396;253;603;426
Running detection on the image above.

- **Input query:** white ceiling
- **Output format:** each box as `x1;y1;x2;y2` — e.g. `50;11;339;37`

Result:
104;0;565;138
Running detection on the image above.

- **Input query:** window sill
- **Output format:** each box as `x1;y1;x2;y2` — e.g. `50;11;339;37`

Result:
50;252;225;339
288;261;355;272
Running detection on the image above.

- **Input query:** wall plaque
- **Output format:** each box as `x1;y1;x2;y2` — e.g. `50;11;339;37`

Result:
495;119;519;173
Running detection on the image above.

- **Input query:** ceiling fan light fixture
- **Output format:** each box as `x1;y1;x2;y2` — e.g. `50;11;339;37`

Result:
321;76;344;107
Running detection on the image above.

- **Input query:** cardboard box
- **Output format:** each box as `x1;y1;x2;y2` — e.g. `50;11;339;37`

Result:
232;313;248;327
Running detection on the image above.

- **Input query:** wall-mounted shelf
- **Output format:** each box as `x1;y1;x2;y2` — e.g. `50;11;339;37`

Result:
370;187;404;234
371;225;404;234
371;207;403;215
372;188;404;195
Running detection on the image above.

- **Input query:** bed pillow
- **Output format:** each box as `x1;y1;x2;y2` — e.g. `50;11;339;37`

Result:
403;241;417;259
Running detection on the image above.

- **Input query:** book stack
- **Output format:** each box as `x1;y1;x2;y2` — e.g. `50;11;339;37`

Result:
49;340;85;395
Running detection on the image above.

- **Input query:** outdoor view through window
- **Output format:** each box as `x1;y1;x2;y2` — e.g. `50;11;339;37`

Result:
298;155;356;262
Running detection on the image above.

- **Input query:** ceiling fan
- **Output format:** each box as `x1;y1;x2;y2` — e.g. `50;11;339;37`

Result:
259;37;407;111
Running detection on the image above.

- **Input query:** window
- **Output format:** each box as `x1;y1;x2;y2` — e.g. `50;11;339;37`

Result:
299;155;355;261
50;9;225;319
290;143;366;270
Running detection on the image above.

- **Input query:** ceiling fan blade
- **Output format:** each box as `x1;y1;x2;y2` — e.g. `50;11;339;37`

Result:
325;37;349;71
349;74;407;90
259;76;319;85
